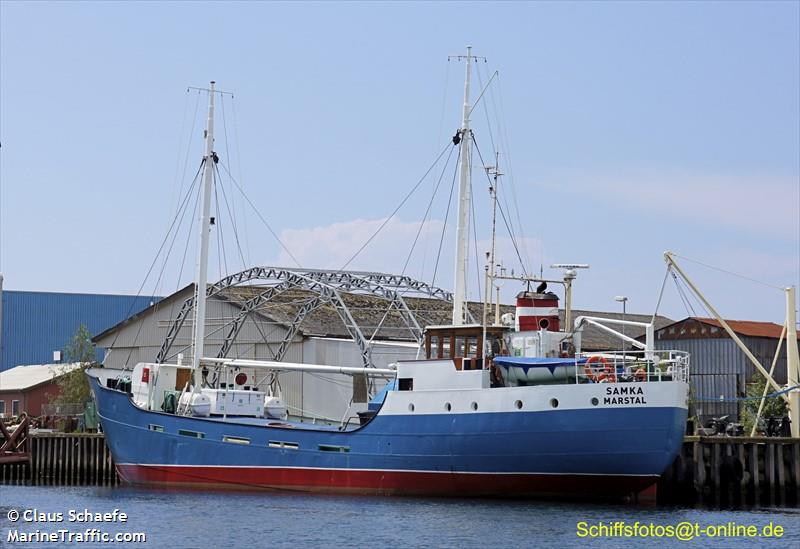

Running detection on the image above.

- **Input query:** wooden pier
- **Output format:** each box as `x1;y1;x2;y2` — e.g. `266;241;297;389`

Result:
1;432;798;505
0;432;119;486
658;436;800;506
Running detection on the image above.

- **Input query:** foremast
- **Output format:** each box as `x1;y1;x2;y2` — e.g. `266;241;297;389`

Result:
191;81;217;390
452;46;474;326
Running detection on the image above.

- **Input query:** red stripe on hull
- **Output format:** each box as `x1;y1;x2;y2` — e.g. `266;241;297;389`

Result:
116;464;655;499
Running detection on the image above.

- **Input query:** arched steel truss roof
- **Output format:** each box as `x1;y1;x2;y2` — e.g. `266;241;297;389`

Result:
157;267;469;368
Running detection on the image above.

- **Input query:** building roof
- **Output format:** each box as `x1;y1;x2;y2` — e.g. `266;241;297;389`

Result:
0;363;82;392
94;281;674;353
693;318;785;339
654;317;785;340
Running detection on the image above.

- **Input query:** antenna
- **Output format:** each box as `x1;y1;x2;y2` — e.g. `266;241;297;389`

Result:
550;264;590;331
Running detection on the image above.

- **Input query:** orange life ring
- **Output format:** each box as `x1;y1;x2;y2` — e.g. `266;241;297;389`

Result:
584;355;617;383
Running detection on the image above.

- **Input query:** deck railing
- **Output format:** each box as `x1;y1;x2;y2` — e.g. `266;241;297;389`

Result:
577;349;690;384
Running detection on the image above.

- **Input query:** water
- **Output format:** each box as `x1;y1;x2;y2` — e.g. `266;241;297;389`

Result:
1;486;798;548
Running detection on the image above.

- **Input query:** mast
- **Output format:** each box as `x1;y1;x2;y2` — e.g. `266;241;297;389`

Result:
452;46;473;325
191;81;216;385
785;286;799;438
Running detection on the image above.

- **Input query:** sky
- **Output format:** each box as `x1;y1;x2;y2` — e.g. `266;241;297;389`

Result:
1;1;798;325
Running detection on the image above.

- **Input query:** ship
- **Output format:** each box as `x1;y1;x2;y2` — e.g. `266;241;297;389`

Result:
87;50;690;499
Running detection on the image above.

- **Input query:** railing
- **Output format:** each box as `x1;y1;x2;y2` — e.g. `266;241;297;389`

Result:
576;349;690;384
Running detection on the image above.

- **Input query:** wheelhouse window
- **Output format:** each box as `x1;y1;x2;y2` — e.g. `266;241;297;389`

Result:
424;326;509;371
429;335;439;359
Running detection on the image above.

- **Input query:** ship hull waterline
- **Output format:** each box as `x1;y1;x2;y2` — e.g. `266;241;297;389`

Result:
89;375;688;500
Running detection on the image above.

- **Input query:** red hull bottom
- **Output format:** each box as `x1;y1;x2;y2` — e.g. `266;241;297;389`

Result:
116;464;657;499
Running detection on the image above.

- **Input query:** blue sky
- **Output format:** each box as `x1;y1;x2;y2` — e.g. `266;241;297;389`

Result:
1;1;798;324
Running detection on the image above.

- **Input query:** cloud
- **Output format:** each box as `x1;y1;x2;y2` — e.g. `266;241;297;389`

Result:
539;173;799;239
276;217;543;298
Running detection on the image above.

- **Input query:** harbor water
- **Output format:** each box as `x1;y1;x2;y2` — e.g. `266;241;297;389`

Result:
1;485;798;547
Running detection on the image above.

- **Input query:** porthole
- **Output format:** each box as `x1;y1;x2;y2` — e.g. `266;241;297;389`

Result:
550;398;559;408
515;400;523;410
408;403;415;412
591;397;599;406
471;402;478;411
445;402;452;412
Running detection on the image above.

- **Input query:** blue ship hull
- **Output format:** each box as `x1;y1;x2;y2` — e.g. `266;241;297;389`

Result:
91;376;687;498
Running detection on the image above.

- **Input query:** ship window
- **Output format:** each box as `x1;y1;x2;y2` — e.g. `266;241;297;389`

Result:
178;429;205;439
444;402;452;412
269;440;299;450
454;336;465;358
408;403;415;412
515;400;523;410
550;398;559;408
223;435;251;445
148;424;164;432
430;335;439;359
466;336;478;358
399;378;413;391
591;398;599;406
471;402;478;411
539;318;550;330
318;444;350;453
441;338;451;358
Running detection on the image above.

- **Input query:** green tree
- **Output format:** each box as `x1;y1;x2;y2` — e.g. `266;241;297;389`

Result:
740;372;788;435
49;324;98;406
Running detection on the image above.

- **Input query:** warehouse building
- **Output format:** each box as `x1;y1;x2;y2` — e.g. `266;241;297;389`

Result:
0;281;158;371
92;270;673;423
0;363;81;417
650;317;793;422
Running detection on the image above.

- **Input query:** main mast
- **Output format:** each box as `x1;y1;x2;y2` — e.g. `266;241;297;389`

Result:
452;46;473;325
191;81;216;385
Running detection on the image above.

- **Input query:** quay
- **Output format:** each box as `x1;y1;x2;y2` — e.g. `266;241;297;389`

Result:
1;430;118;487
2;426;798;505
657;436;799;506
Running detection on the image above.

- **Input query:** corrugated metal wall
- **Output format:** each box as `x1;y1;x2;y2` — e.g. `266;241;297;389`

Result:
89;290;426;423
691;374;739;420
655;336;791;423
288;338;419;422
95;290;299;371
1;291;158;371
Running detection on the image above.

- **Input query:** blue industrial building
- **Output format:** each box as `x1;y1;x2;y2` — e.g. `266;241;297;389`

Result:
1;290;160;371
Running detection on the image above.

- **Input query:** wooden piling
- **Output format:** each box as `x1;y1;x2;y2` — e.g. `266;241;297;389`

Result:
0;432;119;487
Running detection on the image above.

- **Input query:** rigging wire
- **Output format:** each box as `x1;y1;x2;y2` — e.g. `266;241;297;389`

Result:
229;97;252;266
695;384;800;403
175;175;203;291
400;144;457;276
470;171;483;304
493;72;532;270
671;253;784;291
472;134;529;278
651;265;672;324
116;160;206;368
173;90;202;219
217;161;301;267
214;163;247;268
338;139;455;272
474;66;498;158
435;58;452;157
213;179;228;279
431;145;462;288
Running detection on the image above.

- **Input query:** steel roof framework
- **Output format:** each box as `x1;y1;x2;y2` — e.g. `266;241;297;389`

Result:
156;267;463;368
